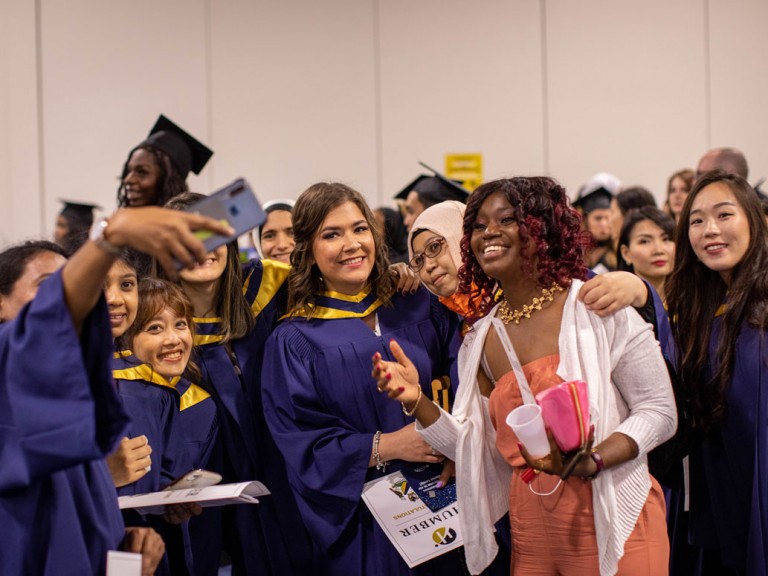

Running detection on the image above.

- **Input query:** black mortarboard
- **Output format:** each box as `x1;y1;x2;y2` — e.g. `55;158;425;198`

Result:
142;115;213;178
58;199;100;228
394;161;470;205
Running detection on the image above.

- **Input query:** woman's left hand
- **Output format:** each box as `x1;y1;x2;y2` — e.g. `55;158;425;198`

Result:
372;342;421;405
518;426;596;480
389;262;420;294
579;271;647;316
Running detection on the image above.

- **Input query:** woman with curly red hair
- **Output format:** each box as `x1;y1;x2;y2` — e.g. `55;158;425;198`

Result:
374;177;676;575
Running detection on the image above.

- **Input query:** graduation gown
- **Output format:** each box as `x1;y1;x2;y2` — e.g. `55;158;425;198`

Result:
113;354;218;576
112;355;183;496
687;318;768;575
0;270;128;575
188;259;314;576
112;355;218;481
262;287;464;576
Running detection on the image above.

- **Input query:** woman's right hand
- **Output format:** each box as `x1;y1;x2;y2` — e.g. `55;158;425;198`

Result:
106;207;235;277
377;423;445;464
107;435;152;488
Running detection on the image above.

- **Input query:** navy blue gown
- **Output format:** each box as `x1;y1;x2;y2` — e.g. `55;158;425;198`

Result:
687;318;768;575
262;287;466;576
187;259;314;575
0;271;128;575
113;353;218;575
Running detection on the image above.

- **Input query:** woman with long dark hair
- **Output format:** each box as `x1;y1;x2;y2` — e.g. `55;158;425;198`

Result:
666;170;768;574
156;192;313;576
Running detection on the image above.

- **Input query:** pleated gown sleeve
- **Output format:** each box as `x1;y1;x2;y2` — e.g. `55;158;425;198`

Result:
0;270;128;575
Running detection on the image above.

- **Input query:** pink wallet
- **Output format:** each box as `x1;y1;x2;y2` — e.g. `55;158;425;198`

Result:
536;380;590;453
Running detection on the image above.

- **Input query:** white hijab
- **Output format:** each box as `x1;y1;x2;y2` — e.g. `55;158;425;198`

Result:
406;201;466;296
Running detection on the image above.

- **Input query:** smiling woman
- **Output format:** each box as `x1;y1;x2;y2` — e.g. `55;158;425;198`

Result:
154;193;314;575
374;177;676;575
262;182;467;575
113;277;218;574
117;115;213;208
255;200;295;264
666;170;768;573
129;280;195;380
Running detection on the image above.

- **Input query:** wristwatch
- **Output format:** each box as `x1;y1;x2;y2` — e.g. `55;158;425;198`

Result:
89;217;122;255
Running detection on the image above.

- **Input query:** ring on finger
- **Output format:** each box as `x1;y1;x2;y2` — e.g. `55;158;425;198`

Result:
430;447;438;456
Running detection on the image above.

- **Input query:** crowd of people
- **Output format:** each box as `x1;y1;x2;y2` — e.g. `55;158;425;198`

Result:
1;112;766;576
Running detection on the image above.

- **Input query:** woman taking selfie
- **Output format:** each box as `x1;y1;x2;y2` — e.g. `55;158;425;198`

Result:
0;207;231;575
666;170;768;575
375;177;676;576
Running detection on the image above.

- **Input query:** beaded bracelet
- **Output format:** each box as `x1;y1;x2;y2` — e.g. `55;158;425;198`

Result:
373;430;388;471
401;386;423;417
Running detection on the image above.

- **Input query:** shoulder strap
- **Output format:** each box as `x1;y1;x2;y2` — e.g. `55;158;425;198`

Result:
490;317;535;405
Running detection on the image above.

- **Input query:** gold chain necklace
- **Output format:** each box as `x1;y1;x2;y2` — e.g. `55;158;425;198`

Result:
498;283;563;325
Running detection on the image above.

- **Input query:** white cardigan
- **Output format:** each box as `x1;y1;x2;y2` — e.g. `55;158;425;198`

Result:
417;280;676;576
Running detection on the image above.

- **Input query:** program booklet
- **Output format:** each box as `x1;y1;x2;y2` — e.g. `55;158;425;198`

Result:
361;470;463;568
118;481;270;515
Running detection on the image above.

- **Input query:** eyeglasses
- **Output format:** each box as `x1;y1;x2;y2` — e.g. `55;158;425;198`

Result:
408;237;447;272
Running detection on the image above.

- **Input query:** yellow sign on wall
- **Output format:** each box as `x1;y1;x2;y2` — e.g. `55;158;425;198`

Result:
445;154;483;191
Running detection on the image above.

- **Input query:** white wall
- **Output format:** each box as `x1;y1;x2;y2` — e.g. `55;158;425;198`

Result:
1;0;766;247
0;0;42;247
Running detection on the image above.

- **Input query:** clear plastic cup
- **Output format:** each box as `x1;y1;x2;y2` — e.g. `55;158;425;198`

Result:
506;404;550;458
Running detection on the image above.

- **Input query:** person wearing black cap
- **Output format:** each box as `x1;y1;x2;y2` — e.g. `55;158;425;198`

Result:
573;172;621;274
117;115;213;208
54;200;100;252
395;161;469;232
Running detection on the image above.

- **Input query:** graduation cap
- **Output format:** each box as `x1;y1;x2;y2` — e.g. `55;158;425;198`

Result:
572;172;621;214
58;199;101;228
394;161;470;206
142;115;213;179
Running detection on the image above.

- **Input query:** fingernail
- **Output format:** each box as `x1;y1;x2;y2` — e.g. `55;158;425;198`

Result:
516;443;523;452
386;373;392;380
436;481;445;489
398;386;405;392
